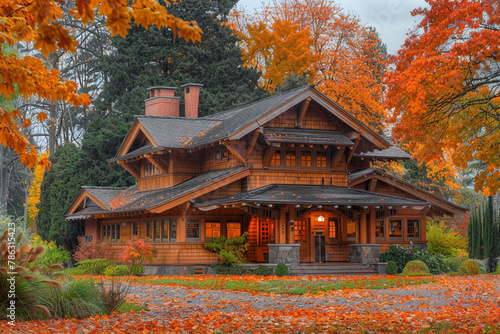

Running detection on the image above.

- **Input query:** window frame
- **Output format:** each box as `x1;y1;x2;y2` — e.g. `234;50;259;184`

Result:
375;218;386;241
407;219;420;241
328;218;339;241
389;218;403;241
205;220;221;242
215;146;229;162
186;219;201;242
301;151;312;168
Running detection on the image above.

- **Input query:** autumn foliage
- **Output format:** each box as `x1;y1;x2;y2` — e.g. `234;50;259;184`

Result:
231;0;387;132
73;235;110;262
0;0;201;168
122;239;154;267
386;0;500;195
27;151;50;228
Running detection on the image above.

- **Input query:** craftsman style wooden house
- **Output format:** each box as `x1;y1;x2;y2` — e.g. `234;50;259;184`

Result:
66;85;466;265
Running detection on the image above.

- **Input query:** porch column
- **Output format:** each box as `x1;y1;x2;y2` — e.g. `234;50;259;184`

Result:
287;204;296;244
359;210;368;243
278;206;288;244
177;202;189;242
368;206;376;243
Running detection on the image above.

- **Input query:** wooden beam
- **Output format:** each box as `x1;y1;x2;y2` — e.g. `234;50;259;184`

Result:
117;160;140;178
296;97;311;128
245;128;261;161
330;145;347;170
262;143;279;168
346;136;361;165
368;178;378;192
224;142;246;164
144;154;169;174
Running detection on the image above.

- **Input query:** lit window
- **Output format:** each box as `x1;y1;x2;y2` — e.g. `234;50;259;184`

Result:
271;150;281;166
205;221;221;242
389;219;403;239
162;220;169;242
286;151;296;166
301;151;311;167
215;146;229;162
407;219;420;239
227;222;242;238
329;218;338;240
317;152;327;168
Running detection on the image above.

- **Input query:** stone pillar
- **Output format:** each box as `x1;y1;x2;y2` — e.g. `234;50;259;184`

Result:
268;244;300;268
349;244;380;264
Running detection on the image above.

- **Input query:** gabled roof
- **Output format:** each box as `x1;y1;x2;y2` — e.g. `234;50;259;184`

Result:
111;86;390;162
348;168;468;217
194;184;428;207
66;166;251;218
354;145;412;160
262;128;353;146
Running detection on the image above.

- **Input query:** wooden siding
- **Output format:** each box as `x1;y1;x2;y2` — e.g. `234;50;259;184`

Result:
85;219;98;239
201;146;244;172
247;170;348;190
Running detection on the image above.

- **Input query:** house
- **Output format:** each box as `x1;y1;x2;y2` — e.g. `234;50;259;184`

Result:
65;84;467;268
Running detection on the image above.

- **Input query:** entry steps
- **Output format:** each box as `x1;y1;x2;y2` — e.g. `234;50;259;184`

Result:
289;263;376;276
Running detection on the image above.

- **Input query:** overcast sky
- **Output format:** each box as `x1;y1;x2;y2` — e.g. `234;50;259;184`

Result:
236;0;429;55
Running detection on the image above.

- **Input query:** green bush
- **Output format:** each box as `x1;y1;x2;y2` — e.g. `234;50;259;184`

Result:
443;257;463;273
30;234;71;269
380;245;412;273
402;260;430;275
385;261;398;275
469;259;486;273
204;232;249;265
75;259;117;275
459;260;481;275
412;249;446;275
104;265;129;276
255;265;273;276
275;263;289;277
211;263;251;275
130;264;144;275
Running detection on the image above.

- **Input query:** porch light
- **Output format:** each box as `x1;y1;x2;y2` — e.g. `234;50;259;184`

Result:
334;205;339;209
269;204;273;208
347;205;352;209
318;205;322;209
295;205;300;208
388;206;393;209
256;203;261;207
318;215;325;222
402;206;408;209
363;206;368;209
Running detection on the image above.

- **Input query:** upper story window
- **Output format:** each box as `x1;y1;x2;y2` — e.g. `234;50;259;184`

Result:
301;151;311;167
215;146;229;162
143;160;162;177
286;151;296;166
316;151;327;168
271;150;281;166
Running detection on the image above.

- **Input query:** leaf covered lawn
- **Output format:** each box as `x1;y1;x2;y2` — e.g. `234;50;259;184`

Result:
2;275;499;333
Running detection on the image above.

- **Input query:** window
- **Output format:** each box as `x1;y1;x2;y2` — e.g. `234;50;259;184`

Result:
301;151;312;167
347;220;357;241
260;219;274;244
205;221;220;242
215;146;229;162
146;220;153;240
227;222;242;238
154;220;161;242
169;219;177;242
271;150;281;166
162;219;169;242
329;218;339;240
389;219;403;240
407;219;420;239
186;219;200;241
316;151;327;168
286;151;296;166
132;222;138;239
102;223;121;243
143;160;162;177
375;219;385;240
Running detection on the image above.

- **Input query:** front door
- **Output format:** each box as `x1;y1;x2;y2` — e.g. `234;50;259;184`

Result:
294;219;310;262
314;232;326;262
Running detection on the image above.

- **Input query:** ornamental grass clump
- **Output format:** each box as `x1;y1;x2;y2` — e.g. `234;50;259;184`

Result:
402;260;430;276
459;259;482;275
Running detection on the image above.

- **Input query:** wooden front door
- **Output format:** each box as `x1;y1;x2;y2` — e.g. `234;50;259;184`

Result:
294;219;310;262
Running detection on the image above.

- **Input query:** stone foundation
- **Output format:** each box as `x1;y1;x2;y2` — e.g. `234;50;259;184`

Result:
349;244;380;264
268;244;300;268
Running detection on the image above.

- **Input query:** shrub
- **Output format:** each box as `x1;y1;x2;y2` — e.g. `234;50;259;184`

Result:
73;235;110;261
402;260;430;275
122;239;155;267
204;232;249;265
130;264;144;276
255;265;273;276
443;257;463;273
386;261;398;275
30;233;70;269
275;263;290;277
93;276;131;314
412;249;446;275
211;263;250;275
75;259;117;275
427;219;467;257
380;245;411;273
469;259;486;273
459;259;481;275
104;265;129;276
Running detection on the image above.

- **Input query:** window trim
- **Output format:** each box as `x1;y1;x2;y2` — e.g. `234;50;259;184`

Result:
186;219;201;242
375;218;386;242
215;146;229;162
328;218;339;241
389;218;404;241
346;220;357;242
407;218;421;241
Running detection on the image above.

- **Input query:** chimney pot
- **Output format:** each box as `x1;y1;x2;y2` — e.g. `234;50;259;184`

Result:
145;86;180;117
181;83;203;118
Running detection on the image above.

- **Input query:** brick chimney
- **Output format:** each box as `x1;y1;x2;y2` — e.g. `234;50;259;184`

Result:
145;86;180;117
181;83;203;118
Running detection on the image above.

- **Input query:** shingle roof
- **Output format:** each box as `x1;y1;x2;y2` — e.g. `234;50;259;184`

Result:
67;166;250;218
194;184;428;207
354;145;411;160
262;128;353;146
107;144;158;163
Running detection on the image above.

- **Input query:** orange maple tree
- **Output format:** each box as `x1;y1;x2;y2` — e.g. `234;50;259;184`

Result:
231;0;387;132
0;0;201;169
386;0;500;195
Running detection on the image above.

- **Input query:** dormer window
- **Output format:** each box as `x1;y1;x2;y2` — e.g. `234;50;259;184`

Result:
271;150;281;166
215;146;229;162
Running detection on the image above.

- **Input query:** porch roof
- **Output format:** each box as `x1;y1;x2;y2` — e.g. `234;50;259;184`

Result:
194;184;428;208
262;128;353;146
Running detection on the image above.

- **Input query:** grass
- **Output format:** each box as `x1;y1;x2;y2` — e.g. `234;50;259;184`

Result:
117;302;148;313
134;276;436;296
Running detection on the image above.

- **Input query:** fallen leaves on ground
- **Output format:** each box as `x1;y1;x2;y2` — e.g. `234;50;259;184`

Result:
2;275;499;333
